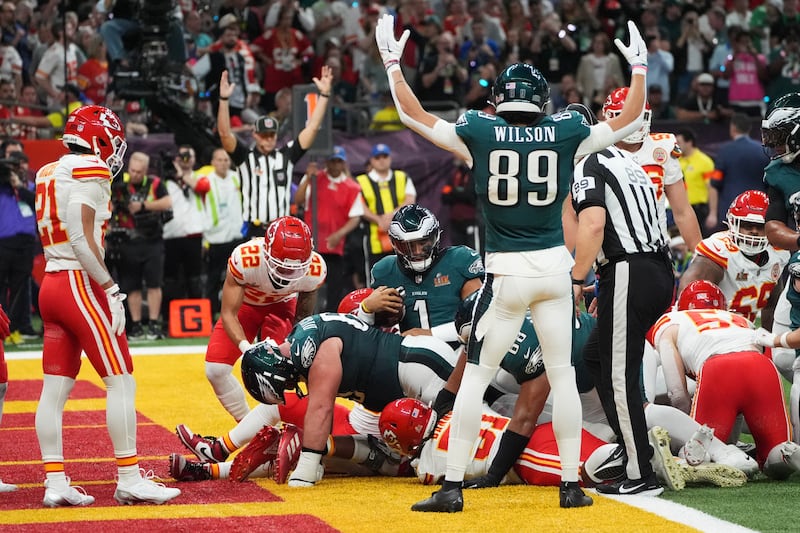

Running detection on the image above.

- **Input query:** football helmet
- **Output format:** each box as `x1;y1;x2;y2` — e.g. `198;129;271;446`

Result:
62;105;127;175
264;217;313;287
388;205;442;273
762;92;800;163
241;341;300;405
677;280;727;311
454;290;479;344
379;398;435;457
602;87;652;144
725;190;769;255
492;63;550;114
338;288;374;314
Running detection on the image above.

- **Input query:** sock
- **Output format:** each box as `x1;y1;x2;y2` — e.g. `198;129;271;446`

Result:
214;462;230;480
206;362;250;421
117;464;141;484
486;430;529;483
432;388;456;420
103;374;138;469
36;375;75;472
45;470;68;490
546;364;582;482
228;403;281;449
0;382;7;425
348;435;372;463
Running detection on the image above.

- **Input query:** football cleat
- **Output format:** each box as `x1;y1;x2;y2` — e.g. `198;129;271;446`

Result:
43;478;95;507
583;443;627;484
229;425;281;483
411;487;464;513
681;463;747;487
275;423;303;484
176;424;229;463
169;453;212;482
114;470;181;505
680;424;714;466
559;481;593;508
717;444;759;478
462;475;501;489
595;473;664;497
648;426;685;491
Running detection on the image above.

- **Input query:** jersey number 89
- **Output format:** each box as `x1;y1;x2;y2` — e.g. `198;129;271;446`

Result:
487;149;558;207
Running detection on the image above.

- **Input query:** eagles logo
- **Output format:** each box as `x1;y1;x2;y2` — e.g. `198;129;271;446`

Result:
298;336;317;368
468;257;484;275
524;346;544;375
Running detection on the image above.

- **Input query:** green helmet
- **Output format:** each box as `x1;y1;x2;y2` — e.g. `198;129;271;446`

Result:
388;204;441;273
241;341;300;405
762;92;800;164
492;63;550;114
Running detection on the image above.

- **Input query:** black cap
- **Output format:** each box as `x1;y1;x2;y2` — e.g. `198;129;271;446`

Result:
254;116;279;134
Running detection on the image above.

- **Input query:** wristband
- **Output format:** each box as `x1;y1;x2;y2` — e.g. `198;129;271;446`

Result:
219;96;229;101
571;278;585;286
319;92;330;98
238;340;253;353
360;301;372;314
779;332;790;349
632;65;648;76
384;59;400;70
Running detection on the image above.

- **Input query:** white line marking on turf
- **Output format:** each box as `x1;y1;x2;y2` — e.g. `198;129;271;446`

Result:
592;491;758;533
4;345;206;360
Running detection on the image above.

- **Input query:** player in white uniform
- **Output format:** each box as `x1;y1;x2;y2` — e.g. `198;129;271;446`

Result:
679;190;788;325
602;88;702;252
650;280;800;479
34;105;180;507
177;216;326;462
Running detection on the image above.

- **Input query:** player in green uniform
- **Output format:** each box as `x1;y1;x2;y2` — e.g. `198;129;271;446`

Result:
762;92;800;443
376;12;650;511
240;312;458;487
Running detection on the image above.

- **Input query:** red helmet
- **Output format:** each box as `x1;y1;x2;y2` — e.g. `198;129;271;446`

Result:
602;87;652;144
677;280;727;311
726;190;769;255
62;105;127;175
379;398;434;456
264;216;313;287
338;288;374;314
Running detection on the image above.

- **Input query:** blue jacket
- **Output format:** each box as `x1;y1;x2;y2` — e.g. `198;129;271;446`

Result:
0;185;37;244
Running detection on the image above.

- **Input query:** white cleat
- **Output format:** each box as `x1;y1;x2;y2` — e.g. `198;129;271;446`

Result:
43;478;95;507
0;479;17;492
681;424;714;466
716;444;760;478
114;470;181;505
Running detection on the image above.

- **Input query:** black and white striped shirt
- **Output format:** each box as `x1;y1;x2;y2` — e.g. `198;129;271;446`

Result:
571;147;664;264
231;139;306;225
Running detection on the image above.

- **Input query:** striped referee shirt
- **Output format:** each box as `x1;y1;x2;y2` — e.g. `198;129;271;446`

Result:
230;138;306;224
571;146;664;264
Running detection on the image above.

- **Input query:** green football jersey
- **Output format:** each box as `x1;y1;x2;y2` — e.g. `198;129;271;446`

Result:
787;252;800;334
764;159;800;213
371;246;484;330
455;109;591;252
287;313;405;411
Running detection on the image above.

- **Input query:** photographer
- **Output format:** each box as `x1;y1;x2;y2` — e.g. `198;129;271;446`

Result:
0;160;37;339
161;146;210;328
110;152;172;340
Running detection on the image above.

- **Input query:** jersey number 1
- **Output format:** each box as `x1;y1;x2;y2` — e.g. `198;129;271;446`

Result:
487;149;558;207
35;179;68;247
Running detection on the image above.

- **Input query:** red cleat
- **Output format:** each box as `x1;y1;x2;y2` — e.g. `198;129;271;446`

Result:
229;425;281;482
275;423;303;484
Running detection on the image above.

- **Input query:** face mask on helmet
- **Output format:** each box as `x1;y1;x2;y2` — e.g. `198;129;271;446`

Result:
388;205;441;273
602;87;651;144
378;398;435;457
677;280;727;311
725;190;768;255
762;114;800;164
240;342;300;405
265;217;313;287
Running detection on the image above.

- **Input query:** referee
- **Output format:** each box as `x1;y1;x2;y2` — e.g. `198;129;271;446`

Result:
567;103;673;497
216;67;333;238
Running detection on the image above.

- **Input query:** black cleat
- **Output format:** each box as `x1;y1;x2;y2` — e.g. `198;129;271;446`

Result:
462;475;500;489
595;473;664;497
411;487;464;513
559;481;593;508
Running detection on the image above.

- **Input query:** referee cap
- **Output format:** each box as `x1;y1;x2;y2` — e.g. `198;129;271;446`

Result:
254;116;279;134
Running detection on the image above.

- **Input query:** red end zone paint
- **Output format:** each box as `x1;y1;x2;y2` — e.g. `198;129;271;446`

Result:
5;380;106;401
0;515;337;532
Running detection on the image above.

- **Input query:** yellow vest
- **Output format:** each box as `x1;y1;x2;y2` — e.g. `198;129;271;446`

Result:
356;170;407;254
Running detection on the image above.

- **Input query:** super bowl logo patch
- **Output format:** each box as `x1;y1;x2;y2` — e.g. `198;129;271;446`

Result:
772;263;782;280
736;271;749;281
433;273;450;287
653;147;668;165
299;336;317;368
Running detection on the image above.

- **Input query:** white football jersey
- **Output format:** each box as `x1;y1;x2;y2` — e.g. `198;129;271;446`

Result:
629;132;683;240
415;407;521;485
649;310;756;378
36;154;113;272
694;231;789;321
227;239;326;306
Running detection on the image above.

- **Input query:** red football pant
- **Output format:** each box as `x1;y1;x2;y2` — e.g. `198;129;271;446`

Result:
278;392;356;436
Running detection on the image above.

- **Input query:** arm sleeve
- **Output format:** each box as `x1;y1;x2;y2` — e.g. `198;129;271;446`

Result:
766;185;789;223
574;120;642;160
65;180;113;286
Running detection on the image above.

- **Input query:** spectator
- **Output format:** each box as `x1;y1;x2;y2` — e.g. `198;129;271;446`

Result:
417;32;468;108
0;79;16;137
184;10;213;60
723;27;767;117
462;60;497;111
10;83;83;131
461;0;506;48
110;152;173;340
443;0;470;39
0;161;37;340
646;34;674;104
294;145;364;312
766;27;800;102
355;143;417;271
12;84;44;139
575;31;624;110
648;85;675;120
161;146;209;327
441;159;480;251
459;19;501;76
76;33;107;105
369;93;405;131
310;0;349;56
34;18;77;110
268;86;294;139
0;39;22;95
216;66;332;237
676;128;716;236
706;113;769;232
674;8;709;100
198;148;244;316
675;72;730;123
530;12;581;97
326;55;358;131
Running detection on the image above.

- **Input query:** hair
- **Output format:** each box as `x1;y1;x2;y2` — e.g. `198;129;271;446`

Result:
676;128;696;144
731;113;752;135
85;33;105;59
128;151;150;169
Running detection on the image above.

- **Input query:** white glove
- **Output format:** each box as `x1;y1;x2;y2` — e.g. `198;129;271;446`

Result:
375;13;409;70
238;340;254;353
104;284;127;337
288;450;324;487
614;21;648;68
752;327;775;348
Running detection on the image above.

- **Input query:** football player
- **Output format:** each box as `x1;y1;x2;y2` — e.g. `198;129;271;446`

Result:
0;304;16;492
377;13;651;511
678;190;788;326
602;87;702;252
33;106;180;506
651;280;800;479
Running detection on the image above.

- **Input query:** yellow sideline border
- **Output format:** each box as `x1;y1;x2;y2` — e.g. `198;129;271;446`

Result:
2;350;756;532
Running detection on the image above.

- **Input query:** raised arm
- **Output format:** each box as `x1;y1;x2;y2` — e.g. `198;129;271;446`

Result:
298;66;333;150
217;71;238;154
